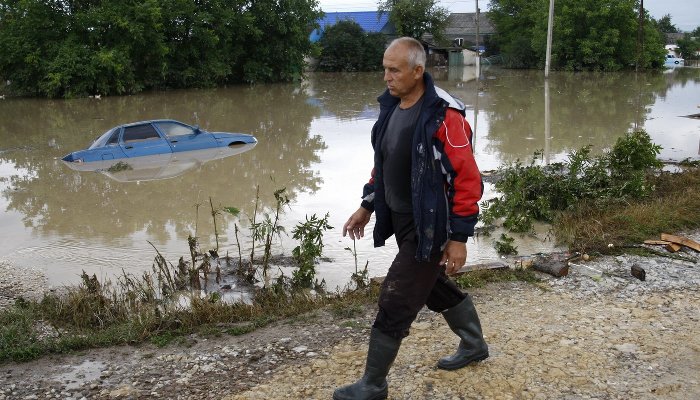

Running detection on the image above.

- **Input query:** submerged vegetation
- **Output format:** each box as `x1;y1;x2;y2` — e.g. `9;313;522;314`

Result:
481;130;700;252
0;187;350;362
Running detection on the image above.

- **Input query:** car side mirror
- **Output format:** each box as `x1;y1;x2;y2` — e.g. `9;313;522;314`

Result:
194;125;201;134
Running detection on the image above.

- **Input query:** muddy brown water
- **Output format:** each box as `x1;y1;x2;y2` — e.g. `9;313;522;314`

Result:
0;66;698;289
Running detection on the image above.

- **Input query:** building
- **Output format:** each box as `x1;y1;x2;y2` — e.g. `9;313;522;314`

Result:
309;11;394;43
442;13;495;49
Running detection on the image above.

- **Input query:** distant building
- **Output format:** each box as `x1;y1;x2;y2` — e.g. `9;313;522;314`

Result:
309;11;395;42
310;11;496;67
442;13;495;49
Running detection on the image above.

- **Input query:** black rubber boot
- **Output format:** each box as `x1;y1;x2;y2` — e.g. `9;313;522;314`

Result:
437;295;489;370
333;328;401;400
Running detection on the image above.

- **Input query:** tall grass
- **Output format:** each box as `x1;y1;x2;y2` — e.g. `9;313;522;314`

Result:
554;167;700;251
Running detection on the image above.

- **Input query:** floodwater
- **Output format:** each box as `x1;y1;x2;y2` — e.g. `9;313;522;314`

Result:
1;66;698;290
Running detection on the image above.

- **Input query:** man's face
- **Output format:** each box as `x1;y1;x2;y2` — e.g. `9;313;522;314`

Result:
383;44;423;99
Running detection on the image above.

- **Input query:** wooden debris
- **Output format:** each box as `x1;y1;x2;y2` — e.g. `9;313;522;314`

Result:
369;261;509;286
665;243;682;253
660;233;700;252
532;253;570;277
453;261;509;276
643;240;672;246
631;264;646;281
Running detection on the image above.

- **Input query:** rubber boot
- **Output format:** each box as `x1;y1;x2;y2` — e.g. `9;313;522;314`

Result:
333;328;401;400
437;295;489;370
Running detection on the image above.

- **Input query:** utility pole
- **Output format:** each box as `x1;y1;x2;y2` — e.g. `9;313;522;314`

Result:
475;0;480;77
545;0;555;78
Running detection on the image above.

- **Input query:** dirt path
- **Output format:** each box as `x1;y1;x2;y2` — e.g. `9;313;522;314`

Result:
1;249;699;400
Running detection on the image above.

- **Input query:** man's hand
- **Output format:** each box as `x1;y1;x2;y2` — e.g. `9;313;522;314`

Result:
342;207;372;240
440;240;467;275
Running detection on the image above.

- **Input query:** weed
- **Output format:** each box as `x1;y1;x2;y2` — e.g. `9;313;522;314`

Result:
251;188;289;285
494;233;518;255
291;213;333;288
331;302;365;319
345;239;370;290
480;131;685;254
455;268;540;289
340;320;366;329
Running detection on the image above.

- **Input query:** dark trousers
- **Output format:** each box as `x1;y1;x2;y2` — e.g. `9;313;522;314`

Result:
372;212;466;340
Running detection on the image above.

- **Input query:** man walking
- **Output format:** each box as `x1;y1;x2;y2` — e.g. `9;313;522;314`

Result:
335;37;488;400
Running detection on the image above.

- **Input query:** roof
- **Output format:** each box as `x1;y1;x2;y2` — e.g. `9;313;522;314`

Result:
444;13;495;36
310;11;391;42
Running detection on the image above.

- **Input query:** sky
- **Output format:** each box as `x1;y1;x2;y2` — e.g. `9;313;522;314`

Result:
317;0;699;32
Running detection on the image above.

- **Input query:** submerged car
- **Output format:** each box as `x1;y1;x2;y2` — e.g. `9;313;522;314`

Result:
62;144;257;182
62;119;257;163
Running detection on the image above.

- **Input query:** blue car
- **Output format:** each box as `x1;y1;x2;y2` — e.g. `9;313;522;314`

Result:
62;119;257;163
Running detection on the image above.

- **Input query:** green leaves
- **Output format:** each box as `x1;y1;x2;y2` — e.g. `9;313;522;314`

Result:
378;0;449;42
481;130;664;235
489;0;667;70
317;21;385;72
291;213;333;288
0;0;322;97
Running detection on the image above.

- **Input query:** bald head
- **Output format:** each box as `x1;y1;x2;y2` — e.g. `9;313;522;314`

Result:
386;37;426;69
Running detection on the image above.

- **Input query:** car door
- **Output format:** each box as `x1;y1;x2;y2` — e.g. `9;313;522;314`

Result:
153;121;218;152
119;123;173;158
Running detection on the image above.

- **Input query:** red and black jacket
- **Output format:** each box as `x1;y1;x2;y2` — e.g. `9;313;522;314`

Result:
360;72;483;261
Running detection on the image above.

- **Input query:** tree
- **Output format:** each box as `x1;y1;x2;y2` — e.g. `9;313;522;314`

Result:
378;0;449;42
317;20;385;72
0;0;322;97
656;14;678;33
488;0;666;71
677;35;700;60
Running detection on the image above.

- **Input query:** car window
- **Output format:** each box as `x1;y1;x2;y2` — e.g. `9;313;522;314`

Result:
106;129;120;145
155;121;196;137
88;128;117;149
123;124;160;143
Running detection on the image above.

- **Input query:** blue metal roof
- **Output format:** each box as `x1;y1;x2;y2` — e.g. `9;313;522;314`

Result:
310;11;390;42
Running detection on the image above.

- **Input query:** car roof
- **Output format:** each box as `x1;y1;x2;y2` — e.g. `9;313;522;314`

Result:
118;119;189;128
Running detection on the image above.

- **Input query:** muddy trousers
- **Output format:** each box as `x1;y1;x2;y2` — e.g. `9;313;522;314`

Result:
372;212;467;340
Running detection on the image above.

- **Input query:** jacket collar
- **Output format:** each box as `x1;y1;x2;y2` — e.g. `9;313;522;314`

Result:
377;72;464;112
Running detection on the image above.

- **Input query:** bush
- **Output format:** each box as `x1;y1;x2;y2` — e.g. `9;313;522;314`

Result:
317;21;386;72
481;130;663;234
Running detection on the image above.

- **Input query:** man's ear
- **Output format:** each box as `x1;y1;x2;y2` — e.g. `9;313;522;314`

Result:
413;65;424;79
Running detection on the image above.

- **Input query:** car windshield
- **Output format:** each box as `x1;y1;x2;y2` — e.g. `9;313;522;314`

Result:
155;121;197;137
88;128;118;149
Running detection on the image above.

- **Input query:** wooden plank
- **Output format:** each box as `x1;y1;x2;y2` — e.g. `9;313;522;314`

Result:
660;233;700;252
452;262;509;277
644;240;672;246
369;261;509;286
665;243;682;253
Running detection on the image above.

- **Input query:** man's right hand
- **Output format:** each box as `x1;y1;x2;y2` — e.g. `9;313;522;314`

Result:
342;207;372;240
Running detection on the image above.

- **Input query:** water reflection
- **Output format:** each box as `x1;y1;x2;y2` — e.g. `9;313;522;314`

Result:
63;143;257;182
0;66;698;287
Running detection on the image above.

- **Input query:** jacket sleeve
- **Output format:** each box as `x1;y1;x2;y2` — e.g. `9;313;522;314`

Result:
360;168;376;212
434;108;483;242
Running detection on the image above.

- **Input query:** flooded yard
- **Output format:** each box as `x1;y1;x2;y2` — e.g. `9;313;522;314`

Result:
0;66;698;289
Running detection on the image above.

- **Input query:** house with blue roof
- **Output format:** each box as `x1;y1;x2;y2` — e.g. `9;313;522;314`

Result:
309;11;394;42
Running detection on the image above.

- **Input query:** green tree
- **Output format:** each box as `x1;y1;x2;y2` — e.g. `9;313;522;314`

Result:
317;20;385;72
0;0;322;97
378;0;449;41
656;14;678;33
676;35;700;60
489;0;666;70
